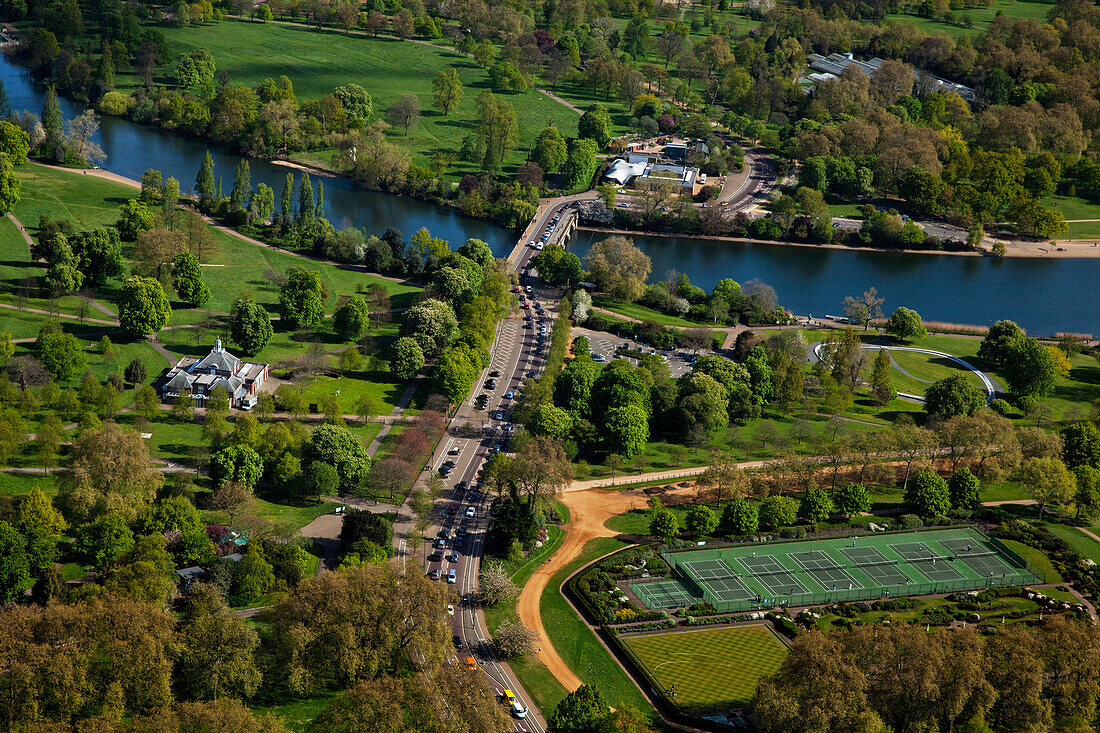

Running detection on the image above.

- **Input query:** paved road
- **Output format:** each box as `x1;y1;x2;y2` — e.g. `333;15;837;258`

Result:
718;148;776;212
401;201;583;733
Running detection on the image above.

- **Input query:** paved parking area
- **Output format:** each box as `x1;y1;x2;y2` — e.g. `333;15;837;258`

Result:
574;327;696;378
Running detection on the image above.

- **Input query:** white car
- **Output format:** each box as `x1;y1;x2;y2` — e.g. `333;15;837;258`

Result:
511;701;528;719
466;506;476;518
447;604;455;616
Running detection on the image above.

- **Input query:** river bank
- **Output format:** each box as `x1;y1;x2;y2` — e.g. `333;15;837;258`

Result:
577;226;1100;260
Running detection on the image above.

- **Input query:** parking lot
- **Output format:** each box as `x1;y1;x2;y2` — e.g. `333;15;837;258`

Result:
575;326;697;378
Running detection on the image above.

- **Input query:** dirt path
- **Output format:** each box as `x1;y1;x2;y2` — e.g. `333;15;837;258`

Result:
517;484;697;693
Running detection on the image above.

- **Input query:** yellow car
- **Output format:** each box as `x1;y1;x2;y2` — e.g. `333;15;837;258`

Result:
465;656;478;671
502;690;516;706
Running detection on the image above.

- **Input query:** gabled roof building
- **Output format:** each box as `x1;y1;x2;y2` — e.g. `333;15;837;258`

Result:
160;339;269;409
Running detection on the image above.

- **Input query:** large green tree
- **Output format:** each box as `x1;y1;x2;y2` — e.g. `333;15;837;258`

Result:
332;297;370;342
119;276;171;336
924;374;984;418
279;266;328;328
302;424;371;489
906;470;951;516
172;251;211;307
230;297;273;355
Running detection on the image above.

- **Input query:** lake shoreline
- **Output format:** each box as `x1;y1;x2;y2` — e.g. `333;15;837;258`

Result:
578;226;1100;259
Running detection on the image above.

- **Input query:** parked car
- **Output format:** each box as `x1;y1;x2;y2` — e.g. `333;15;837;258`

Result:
429;569;441;580
448;551;460;563
453;635;464;649
466;506;476;518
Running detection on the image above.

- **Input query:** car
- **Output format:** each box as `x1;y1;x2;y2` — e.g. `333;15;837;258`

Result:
439;466;451;476
504;391;514;399
466;506;476;518
443;460;455;467
502;690;517;706
525;286;532;293
448;551;460;562
593;354;607;363
447;568;457;584
454;481;468;491
429;569;441;580
456;525;467;537
511;701;528;719
536;243;544;250
447;447;461;456
453;635;464;649
616;202;628;208
526;370;536;378
493;411;504;420
465;657;478;671
489;370;501;377
447;604;455;616
434;538;446;550
447;506;458;516
428;551;443;562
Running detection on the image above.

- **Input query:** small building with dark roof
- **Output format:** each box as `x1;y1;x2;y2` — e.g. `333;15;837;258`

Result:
160;338;269;409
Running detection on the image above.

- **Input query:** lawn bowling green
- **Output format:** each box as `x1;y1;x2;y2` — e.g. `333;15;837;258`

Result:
631;527;1042;612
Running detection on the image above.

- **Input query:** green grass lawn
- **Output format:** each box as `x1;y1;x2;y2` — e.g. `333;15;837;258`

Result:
998;538;1063;583
249;692;337;732
591;296;711;330
129;20;582;176
1043;523;1100;564
618;624;789;713
879;0;1053;38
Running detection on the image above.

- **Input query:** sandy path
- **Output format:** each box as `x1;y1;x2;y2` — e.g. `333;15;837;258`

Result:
517;484;697;693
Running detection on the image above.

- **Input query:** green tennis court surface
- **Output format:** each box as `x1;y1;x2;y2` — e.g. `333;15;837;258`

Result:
632;579;699;608
619;624;789;713
650;527;1042;613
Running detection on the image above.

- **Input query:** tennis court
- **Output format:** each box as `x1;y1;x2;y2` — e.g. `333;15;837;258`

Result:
890;541;966;582
739;555;810;597
790;550;863;592
650;527;1043;613
840;546;911;586
632;579;700;609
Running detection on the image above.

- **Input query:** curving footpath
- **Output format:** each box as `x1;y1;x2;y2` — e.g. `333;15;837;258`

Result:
812;343;999;405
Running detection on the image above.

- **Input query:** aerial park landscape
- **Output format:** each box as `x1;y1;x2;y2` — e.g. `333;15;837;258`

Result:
1;1;1100;732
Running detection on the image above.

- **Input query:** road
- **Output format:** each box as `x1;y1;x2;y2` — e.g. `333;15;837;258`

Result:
403;199;581;732
718;148;777;212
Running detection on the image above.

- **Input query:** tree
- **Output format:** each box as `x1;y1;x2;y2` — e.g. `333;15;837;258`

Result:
333;297;370;342
304;461;340;499
721;498;759;535
548;685;609;733
471;91;518;172
758;495;798;529
231;547;275;605
196;150;216;207
886;307;927;341
686;504;718;536
924;374;984;418
36;322;86;380
58;423;163;522
302;424;370;489
74;513;134;568
869;348;895;407
392;336;425;379
172;251;211;307
533;124;567;174
1062;421;1100;469
479;561;518;606
0;521;31;603
119;276;171;336
843;287;884;329
334;83;372;121
432;68;463;115
906;470;951;517
230;297;273;355
211;444;263;488
799;487;833;522
41;86;66;163
584;235;652;302
400;299;458;357
279;266;328;328
834;482;871;518
578;106;613;149
1017;457;1076;520
649;508;679;540
1075;466;1100;520
176;48;216;97
249;183;275;224
604;403;649;458
493;619;538;659
386;94;420;136
949;467;982;509
0;153;20;215
1003;337;1059;399
230;159;251;211
978;320;1024;367
178;609;262;701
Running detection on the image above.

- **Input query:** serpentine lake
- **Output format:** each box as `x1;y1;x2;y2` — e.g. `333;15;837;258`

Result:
1;54;1095;336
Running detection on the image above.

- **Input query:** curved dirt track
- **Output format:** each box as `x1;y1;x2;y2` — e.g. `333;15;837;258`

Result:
517;484;698;693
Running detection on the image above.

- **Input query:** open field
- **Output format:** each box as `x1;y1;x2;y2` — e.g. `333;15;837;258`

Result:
879;0;1054;38
132;21;582;174
619;624;788;712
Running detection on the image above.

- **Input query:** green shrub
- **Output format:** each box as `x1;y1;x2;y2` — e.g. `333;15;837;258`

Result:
898;513;923;529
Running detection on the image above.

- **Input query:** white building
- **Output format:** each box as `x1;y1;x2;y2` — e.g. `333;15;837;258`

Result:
161;338;269;409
